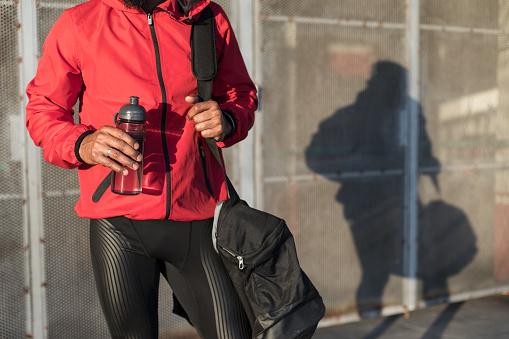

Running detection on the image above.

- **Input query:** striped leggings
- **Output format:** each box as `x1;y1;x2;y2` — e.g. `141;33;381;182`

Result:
90;217;251;339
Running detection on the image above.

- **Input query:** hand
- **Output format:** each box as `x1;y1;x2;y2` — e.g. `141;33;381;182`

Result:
79;126;142;175
186;95;232;142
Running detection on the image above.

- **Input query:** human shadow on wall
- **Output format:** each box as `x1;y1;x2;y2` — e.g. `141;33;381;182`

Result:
306;61;477;336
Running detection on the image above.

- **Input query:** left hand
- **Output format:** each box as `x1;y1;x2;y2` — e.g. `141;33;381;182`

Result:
186;95;232;142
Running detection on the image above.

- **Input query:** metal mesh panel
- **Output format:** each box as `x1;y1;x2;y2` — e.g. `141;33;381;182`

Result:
260;0;405;23
418;0;504;302
0;0;26;337
259;0;509;320
260;14;407;178
0;201;25;338
260;1;407;316
42;197;109;337
264;179;405;315
421;0;500;29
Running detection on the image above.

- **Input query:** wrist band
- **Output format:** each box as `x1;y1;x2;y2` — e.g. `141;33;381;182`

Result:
74;130;95;163
222;110;236;139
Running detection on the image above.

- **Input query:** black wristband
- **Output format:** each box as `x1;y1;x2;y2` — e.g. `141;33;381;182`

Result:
222;110;236;139
74;130;95;163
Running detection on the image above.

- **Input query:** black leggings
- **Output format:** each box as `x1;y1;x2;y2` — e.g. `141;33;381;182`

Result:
89;217;251;339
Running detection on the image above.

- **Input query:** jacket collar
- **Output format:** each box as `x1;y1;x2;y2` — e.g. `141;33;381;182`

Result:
102;0;210;20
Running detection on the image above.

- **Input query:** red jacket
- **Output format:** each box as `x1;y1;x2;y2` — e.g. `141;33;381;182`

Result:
26;0;257;221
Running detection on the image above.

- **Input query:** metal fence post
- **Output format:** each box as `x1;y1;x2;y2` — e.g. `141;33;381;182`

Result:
237;0;257;206
403;0;421;312
18;0;47;336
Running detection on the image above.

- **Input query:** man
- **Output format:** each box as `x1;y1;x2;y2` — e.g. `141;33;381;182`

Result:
25;0;257;337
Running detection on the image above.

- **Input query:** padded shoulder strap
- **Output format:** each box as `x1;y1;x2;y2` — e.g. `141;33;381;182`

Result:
191;5;217;102
192;8;240;204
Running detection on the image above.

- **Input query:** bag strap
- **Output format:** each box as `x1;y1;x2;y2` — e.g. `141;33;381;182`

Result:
192;5;240;204
191;5;217;99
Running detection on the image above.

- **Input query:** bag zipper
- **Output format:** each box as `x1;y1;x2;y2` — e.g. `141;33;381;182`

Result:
219;245;245;270
217;219;285;271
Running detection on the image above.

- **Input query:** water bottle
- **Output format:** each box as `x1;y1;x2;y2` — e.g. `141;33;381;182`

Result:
111;96;147;195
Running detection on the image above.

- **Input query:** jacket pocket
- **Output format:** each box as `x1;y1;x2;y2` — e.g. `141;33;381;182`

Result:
92;172;112;203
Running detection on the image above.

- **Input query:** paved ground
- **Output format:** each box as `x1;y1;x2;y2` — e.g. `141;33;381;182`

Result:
313;294;509;339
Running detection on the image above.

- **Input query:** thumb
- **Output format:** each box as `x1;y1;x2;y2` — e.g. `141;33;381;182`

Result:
185;95;199;104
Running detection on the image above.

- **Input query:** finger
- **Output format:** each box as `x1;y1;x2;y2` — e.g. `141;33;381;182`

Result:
193;107;222;128
186;99;220;121
190;104;222;124
185;96;200;120
103;147;139;173
96;127;142;162
84;144;127;175
198;125;223;140
107;126;141;151
101;156;129;175
88;146;131;175
109;136;143;163
194;115;224;140
191;110;217;125
185;95;200;104
186;101;204;121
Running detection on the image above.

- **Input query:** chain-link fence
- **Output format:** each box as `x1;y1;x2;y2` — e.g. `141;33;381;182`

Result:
3;0;509;337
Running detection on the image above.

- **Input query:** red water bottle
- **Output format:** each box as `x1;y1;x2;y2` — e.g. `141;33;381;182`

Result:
111;96;147;195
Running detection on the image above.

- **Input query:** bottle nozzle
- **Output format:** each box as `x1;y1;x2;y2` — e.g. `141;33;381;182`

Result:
129;96;139;105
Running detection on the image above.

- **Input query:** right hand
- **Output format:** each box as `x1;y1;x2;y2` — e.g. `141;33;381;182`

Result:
79;126;142;175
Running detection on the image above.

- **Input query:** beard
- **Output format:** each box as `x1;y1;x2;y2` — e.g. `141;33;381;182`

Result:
122;0;146;9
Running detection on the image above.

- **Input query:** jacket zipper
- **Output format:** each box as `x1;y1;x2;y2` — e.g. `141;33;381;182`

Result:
148;12;172;219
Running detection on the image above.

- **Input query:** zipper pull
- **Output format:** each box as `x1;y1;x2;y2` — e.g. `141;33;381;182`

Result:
237;256;244;270
219;245;245;270
148;13;153;26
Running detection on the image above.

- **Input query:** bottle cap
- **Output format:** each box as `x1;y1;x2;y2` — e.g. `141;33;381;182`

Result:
118;96;147;122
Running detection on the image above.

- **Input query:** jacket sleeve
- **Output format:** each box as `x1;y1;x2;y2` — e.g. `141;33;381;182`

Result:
25;9;94;169
211;4;258;148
